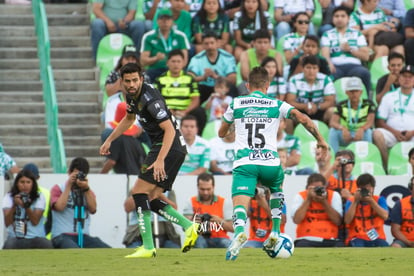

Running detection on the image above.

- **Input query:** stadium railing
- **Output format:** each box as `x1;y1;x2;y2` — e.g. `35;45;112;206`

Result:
32;0;67;173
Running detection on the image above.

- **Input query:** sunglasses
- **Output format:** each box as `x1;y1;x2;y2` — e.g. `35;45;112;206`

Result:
297;20;310;25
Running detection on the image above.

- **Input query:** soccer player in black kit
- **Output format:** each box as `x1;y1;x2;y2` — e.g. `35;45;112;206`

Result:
100;63;199;258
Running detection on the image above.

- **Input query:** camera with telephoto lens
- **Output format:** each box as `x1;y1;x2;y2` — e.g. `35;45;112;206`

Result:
360;188;370;197
340;158;354;165
19;192;32;208
314;186;326;196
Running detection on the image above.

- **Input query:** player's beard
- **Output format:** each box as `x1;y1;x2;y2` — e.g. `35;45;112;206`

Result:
127;84;141;98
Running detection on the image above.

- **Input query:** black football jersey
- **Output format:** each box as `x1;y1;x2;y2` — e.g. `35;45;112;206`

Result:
126;83;186;153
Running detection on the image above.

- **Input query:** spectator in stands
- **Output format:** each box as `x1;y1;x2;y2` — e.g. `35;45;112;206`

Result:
274;0;315;40
232;0;273;61
349;0;404;60
154;49;206;133
283;12;311;64
292;173;343;247
192;0;232;53
288;35;330;79
378;0;406;22
90;0;144;59
187;31;237;104
2;170;53;249
209;123;235;175
123;191;181;248
238;30;284;95
324;149;357;202
285;55;335;128
404;8;414;68
151;0;193;44
328;77;376;153
344;173;389;247
390;176;414;247
100;102;146;175
203;77;233;122
0;142;19;179
141;0;170;30
317;0;339;37
261;57;287;100
170;0;192;42
183;173;233;248
178;115;210;175
373;65;414;171
321;6;371;95
375;52;404;105
51;157;111;248
140;8;190;82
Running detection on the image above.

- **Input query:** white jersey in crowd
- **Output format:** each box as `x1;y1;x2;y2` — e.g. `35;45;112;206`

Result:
376;88;414;132
222;91;293;168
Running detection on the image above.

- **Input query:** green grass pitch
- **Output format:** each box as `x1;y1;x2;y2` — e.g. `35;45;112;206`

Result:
0;248;413;276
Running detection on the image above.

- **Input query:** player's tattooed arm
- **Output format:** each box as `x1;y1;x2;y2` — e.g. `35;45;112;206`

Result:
289;109;328;149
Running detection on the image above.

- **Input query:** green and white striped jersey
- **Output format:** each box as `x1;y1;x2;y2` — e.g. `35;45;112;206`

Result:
321;28;367;65
288;72;335;104
222;91;293;168
349;8;386;31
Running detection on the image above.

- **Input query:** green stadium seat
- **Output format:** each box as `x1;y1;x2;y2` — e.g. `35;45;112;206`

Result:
236;63;243;86
388;141;414;174
352;161;387;176
389;163;412;176
293;120;329;143
96;33;133;69
404;0;414;10
311;0;323;27
333;77;368;103
201;119;221;141
297;141;318;170
370;56;389;96
345;141;382;163
135;0;145;20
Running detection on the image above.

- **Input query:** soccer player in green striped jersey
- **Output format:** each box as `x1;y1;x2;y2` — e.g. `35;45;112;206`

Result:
219;66;328;260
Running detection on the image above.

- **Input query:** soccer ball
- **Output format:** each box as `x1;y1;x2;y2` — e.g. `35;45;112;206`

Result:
273;233;294;259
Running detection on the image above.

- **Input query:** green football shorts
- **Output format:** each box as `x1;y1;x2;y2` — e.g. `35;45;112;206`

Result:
232;164;285;197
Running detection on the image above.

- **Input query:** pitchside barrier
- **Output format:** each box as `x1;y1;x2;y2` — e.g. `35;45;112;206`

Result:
0;175;411;248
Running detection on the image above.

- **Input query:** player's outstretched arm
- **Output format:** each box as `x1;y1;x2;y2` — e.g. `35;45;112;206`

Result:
100;112;136;155
289;109;329;151
218;120;231;138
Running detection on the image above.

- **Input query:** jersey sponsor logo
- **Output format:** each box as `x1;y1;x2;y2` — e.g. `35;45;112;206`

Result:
239;98;272;105
249;149;275;161
236;186;249;191
242;107;269;117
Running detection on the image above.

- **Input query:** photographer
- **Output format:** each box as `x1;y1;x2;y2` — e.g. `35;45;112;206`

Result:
292;173;343;247
50;157;110;248
390;176;414;248
344;173;389;247
183;173;233;248
324;150;357;202
2;170;53;249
